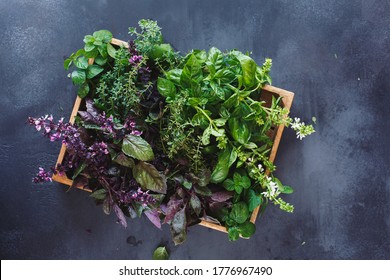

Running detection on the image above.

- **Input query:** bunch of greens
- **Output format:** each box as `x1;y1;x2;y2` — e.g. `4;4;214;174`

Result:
29;19;314;244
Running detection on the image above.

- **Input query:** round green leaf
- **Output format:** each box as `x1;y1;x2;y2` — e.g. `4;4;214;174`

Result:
71;69;86;85
238;221;256;238
230;202;249;224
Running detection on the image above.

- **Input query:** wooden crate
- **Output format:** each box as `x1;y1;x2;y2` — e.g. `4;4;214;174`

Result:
52;38;294;234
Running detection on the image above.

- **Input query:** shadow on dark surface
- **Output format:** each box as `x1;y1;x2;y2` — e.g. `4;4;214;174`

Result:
0;0;389;259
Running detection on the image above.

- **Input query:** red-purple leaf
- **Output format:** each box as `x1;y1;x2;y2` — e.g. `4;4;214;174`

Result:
144;209;161;229
211;191;234;202
113;204;127;228
163;198;182;224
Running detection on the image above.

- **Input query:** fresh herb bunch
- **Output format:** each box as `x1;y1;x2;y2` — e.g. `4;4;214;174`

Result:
29;20;315;244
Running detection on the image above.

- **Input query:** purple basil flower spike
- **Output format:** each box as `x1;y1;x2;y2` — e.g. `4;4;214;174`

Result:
32;167;52;183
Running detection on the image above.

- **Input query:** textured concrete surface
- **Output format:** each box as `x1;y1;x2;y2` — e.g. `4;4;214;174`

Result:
0;0;389;259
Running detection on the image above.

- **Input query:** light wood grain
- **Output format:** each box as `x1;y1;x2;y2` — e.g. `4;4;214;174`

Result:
52;38;294;235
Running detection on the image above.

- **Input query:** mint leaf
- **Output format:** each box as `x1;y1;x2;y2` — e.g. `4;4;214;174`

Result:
71;69;86;85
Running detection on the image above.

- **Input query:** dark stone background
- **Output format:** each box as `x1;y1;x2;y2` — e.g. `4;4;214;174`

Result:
0;0;389;259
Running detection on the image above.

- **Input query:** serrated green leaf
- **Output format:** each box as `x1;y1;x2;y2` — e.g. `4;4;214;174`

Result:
132;161;167;194
84;43;95;52
152;247;169;260
93;30;112;43
122;134;154;161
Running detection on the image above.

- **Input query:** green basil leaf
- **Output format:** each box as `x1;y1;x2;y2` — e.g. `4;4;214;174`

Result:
230;202;249;224
83;35;94;44
166;69;182;85
238;221;256;238
157;77;176;99
86;65;104;79
229;118;251;144
180;54;202;87
228;227;240;241
122;134;154;161
132;161;167;194
106;43;117;58
210;148;231;183
233;51;257;88
247;189;262;212
71;69;86;85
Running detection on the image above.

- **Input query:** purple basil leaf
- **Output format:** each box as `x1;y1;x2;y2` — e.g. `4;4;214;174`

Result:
163;198;182;224
71;175;88;189
78;111;94;122
113;203;127;228
194;185;212;196
190;195;201;216
144;209;162;229
159;203;168;215
85;99;99;118
113;153;135;168
211;191;234;202
170;207;187;245
103;197;111;215
200;215;221;225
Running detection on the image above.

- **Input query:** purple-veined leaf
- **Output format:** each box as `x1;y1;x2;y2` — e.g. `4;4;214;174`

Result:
132;161;167;194
170;207;187;245
163;198;182;224
211;191;234;202
113;204;127;228
144;209;162;229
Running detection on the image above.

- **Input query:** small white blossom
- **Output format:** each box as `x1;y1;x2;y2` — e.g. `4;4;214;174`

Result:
257;164;264;172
